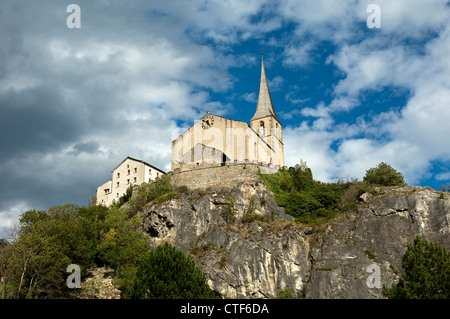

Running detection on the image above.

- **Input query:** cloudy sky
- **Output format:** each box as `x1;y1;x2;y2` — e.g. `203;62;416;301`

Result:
1;0;450;229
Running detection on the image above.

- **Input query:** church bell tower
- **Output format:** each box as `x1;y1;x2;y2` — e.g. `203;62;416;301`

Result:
250;52;284;167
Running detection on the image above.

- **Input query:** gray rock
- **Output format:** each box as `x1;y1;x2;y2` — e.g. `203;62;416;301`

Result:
140;184;450;299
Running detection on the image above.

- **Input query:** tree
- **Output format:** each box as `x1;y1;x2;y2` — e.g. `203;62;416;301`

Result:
123;243;216;299
291;159;314;192
96;206;151;291
363;162;406;186
383;236;449;299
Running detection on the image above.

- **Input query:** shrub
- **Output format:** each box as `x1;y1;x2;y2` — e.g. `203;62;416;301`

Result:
260;161;346;225
383;236;449;299
123;243;216;299
363;162;406;187
127;174;173;216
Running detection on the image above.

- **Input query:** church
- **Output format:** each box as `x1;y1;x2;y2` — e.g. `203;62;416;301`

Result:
96;54;286;202
171;53;284;176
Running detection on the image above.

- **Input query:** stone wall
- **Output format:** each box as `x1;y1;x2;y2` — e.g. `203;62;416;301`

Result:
171;162;269;189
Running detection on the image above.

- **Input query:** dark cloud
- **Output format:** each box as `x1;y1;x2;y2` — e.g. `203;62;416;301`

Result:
0;85;82;160
69;141;100;155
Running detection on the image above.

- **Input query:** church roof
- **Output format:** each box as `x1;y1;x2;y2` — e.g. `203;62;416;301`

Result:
251;54;279;122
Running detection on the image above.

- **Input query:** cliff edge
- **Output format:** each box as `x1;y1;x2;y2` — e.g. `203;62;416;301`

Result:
139;183;450;298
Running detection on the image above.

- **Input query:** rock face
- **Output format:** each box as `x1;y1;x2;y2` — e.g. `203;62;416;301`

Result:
140;184;450;299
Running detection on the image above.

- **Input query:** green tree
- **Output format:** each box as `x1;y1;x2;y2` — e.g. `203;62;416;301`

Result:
383;236;449;299
10;206;82;298
96;206;151;291
363;162;406;186
290;159;314;192
123;243;216;299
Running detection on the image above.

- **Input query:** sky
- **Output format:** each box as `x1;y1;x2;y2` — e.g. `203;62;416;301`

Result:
1;0;450;230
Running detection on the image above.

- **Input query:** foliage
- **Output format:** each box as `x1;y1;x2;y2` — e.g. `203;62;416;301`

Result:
0;174;217;299
363;162;406;187
111;184;134;208
6;205;92;298
122;242;216;299
126;174;173;216
383;236;449;299
260;161;345;225
276;288;305;299
95;206;151;291
0;202;150;298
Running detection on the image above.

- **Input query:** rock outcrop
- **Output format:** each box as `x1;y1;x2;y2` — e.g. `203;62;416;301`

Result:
140;183;450;299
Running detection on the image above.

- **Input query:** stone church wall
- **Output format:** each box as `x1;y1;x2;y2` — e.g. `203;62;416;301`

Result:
171;162;268;189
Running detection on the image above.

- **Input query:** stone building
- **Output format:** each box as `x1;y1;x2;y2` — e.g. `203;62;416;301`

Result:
96;156;166;206
171;54;284;181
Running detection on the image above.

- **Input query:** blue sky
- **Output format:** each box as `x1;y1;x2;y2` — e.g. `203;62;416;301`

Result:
1;0;450;230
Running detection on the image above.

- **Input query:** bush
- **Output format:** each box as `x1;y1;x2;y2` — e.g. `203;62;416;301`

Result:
123;243;216;299
363;162;406;187
383;236;449;299
127;174;173;216
260;161;344;225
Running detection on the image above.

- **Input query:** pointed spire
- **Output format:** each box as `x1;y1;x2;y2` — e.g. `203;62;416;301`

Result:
251;52;279;122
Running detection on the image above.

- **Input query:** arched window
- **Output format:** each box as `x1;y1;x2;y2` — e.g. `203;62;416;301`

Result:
259;121;265;137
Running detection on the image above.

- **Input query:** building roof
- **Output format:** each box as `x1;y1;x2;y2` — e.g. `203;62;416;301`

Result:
111;156;166;174
251;54;279;122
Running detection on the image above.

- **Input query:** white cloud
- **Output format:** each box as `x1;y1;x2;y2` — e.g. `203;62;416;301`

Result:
283;124;337;182
278;1;450;186
241;92;257;103
436;172;450;182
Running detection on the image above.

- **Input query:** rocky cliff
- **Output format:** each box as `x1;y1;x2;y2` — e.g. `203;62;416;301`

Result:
139;182;450;299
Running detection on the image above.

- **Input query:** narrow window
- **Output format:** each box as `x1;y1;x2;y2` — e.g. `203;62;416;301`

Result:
134;177;137;183
127;170;130;175
116;182;119;188
117;172;120;178
134;167;137;173
259;121;265;137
